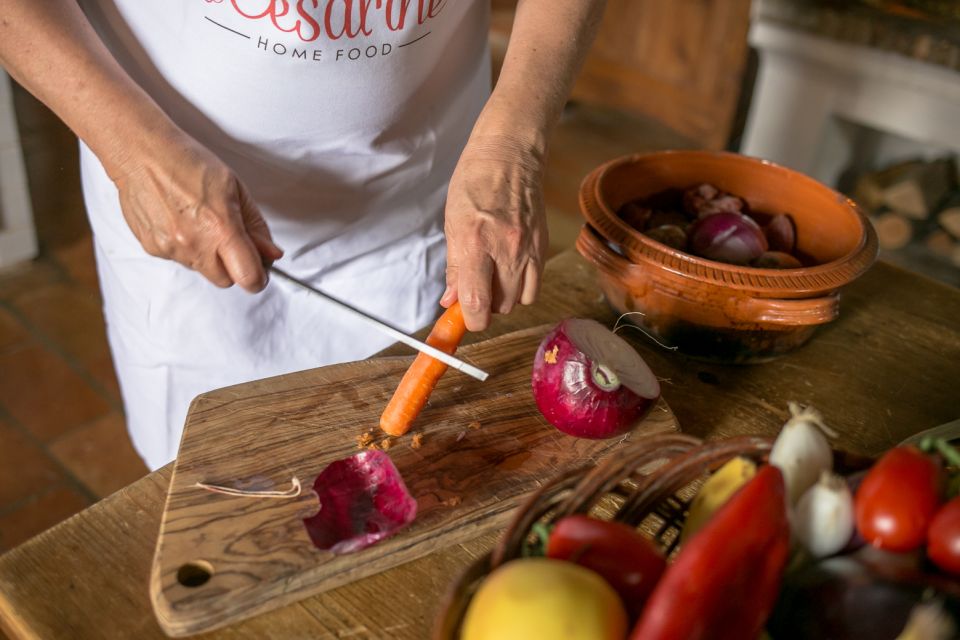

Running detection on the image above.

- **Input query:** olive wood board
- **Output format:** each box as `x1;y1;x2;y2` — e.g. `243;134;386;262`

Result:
150;324;679;637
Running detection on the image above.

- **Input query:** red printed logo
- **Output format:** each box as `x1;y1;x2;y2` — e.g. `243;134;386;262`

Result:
223;0;448;41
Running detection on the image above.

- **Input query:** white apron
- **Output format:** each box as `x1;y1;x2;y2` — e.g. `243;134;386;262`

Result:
78;0;490;469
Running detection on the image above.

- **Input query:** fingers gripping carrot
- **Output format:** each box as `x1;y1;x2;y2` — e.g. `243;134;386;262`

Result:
380;302;467;437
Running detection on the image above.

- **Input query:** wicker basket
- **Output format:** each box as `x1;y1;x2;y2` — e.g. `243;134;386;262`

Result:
432;433;781;640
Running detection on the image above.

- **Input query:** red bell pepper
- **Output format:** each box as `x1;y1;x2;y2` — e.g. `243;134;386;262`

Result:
546;514;666;620
630;464;790;640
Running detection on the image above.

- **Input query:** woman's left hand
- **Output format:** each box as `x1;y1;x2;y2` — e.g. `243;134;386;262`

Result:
441;135;548;332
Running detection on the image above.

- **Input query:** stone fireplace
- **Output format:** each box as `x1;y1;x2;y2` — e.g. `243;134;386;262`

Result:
741;0;960;286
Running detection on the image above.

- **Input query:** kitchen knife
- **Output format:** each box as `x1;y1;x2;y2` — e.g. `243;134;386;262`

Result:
268;266;490;382
898;417;960;447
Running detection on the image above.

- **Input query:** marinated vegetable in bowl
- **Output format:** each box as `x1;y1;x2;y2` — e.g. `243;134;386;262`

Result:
617;183;805;269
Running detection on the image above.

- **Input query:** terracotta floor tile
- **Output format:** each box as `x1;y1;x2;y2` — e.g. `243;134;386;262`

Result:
52;235;101;295
12;282;119;402
49;412;147;499
0;484;92;552
0;344;111;442
0;307;28;353
0;418;64;507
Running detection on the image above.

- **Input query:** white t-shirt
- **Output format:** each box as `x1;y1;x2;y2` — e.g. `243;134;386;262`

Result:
78;0;490;469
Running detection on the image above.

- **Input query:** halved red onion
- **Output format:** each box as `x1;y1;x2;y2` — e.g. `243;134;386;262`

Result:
688;211;768;265
531;319;661;439
302;450;416;554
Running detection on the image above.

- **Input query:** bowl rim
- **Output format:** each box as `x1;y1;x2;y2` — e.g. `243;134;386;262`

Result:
579;150;879;294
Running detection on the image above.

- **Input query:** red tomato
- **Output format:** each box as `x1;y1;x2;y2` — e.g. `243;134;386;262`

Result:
855;445;942;552
546;515;666;620
928;496;960;575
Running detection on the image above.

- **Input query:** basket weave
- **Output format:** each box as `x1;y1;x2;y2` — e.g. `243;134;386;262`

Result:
432;433;777;640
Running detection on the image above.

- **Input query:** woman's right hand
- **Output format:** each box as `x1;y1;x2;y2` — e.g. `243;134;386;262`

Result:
111;133;283;293
0;2;281;292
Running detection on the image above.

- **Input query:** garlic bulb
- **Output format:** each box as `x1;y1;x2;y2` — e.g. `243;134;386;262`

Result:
770;402;838;505
794;471;855;558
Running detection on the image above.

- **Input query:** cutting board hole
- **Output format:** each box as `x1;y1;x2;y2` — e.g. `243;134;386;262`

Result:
177;561;214;588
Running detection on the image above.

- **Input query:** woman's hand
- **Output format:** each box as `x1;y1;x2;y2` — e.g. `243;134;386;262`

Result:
112;134;283;293
441;135;548;332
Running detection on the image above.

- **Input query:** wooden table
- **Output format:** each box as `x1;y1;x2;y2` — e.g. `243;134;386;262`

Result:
1;249;959;639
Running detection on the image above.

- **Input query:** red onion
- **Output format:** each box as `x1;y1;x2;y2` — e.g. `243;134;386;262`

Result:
682;183;719;216
644;224;688;251
531;319;660;439
302;450;416;554
645;210;689;230
688;211;768;265
764;214;797;254
752;251;802;269
617;202;651;231
682;183;746;219
696;194;747;219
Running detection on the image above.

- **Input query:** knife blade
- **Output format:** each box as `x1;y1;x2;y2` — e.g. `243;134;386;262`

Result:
898;417;960;447
268;266;490;382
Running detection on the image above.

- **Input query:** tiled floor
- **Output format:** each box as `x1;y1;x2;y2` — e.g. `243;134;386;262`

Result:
0;84;694;555
0;85;148;555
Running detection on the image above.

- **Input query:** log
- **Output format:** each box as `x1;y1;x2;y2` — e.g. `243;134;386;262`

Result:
925;229;958;258
938;207;960;240
881;158;956;220
853;158;957;219
853;160;921;212
872;212;913;250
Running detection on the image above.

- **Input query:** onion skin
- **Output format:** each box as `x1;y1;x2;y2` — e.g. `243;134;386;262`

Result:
531;320;658;439
688;212;768;265
302;450;417;554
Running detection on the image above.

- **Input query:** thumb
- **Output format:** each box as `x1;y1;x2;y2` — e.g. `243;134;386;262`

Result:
237;180;283;261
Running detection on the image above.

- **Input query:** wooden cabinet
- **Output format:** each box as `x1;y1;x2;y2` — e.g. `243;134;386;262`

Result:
491;0;753;150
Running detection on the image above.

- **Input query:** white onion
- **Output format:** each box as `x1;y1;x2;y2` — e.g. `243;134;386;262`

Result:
769;403;838;504
793;471;855;558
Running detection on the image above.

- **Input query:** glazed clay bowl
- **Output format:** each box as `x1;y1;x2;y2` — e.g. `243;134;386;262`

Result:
577;150;879;363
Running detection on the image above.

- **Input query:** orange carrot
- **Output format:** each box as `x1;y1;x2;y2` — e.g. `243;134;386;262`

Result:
379;302;467;437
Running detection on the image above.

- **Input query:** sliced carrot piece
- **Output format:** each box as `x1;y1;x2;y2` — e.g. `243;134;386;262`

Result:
379;302;467;437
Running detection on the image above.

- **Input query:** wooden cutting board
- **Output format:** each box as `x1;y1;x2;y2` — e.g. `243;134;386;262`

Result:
150;324;679;637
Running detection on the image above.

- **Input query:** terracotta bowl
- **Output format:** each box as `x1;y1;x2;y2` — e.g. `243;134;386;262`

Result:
577;151;879;363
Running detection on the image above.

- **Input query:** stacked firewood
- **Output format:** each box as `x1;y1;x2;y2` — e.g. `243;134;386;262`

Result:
853;157;960;269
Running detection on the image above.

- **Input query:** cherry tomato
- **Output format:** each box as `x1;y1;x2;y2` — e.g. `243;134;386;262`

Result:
928;496;960;575
854;445;942;552
547;514;666;620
